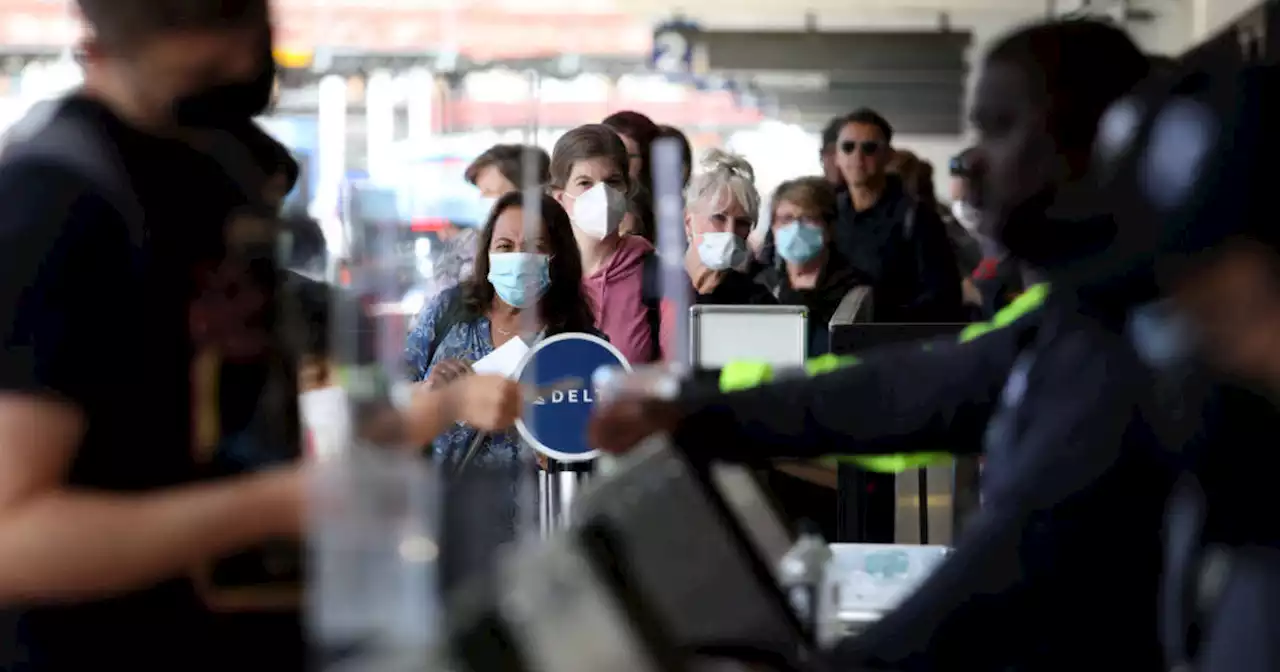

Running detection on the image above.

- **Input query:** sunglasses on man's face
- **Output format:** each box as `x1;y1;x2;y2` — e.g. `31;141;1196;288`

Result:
839;140;880;156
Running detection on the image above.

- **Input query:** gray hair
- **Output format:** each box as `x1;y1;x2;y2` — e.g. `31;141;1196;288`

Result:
685;148;760;226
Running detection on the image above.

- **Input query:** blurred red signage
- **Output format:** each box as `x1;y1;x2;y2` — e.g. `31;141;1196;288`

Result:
437;93;764;131
0;1;652;59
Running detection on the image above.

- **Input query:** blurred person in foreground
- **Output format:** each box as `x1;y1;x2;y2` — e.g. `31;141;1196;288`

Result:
833;108;967;322
226;120;299;211
551;124;664;363
952;146;1029;317
0;0;306;668
592;19;1167;672
1082;64;1280;672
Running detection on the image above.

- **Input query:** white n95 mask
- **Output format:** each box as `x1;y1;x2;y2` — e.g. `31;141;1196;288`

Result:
571;183;627;240
697;232;748;271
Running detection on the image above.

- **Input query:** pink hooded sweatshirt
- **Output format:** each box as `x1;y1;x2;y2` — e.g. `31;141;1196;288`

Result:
583;235;661;364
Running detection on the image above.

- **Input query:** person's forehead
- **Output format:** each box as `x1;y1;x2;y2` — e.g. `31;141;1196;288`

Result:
569;157;621;179
149;27;260;76
477;165;512;187
492;207;527;237
773;200;811;223
617;134;639;152
775;198;812;214
838;122;885;143
704;189;747;216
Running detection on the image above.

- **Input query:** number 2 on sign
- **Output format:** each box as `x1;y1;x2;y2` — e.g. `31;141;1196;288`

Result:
653;30;688;74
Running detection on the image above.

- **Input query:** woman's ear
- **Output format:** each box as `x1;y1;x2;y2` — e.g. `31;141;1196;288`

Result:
684;212;694;243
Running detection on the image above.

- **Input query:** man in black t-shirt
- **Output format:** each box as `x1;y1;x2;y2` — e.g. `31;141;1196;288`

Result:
0;2;303;670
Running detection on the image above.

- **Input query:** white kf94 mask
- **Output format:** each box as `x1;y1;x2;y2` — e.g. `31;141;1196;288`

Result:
570;182;628;240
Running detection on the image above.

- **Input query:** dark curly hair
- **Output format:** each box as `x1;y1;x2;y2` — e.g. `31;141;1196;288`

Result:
461;190;597;335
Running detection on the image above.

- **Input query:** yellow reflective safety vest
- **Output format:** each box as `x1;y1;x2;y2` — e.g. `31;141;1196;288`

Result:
718;283;1050;473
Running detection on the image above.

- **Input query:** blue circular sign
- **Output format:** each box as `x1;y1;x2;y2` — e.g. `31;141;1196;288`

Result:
514;333;632;463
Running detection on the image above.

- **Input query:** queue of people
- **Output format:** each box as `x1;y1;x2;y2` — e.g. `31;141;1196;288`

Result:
1;0;1274;669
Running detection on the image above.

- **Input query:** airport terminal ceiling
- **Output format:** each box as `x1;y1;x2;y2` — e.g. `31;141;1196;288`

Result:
0;0;1239;220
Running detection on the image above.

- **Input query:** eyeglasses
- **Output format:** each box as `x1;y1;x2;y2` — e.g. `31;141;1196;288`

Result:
949;154;972;177
839;140;880;156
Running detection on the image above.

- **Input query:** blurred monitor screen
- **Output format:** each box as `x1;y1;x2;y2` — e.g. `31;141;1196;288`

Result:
691;305;808;369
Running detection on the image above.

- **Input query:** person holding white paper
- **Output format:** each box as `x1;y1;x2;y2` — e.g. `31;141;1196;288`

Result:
406;191;600;589
405;191;599;468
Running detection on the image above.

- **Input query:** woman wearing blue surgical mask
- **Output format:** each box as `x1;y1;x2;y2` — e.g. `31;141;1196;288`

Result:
405;191;596;498
756;177;871;357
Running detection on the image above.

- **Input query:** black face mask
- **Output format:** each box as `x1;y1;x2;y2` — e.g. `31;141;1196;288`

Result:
174;39;276;127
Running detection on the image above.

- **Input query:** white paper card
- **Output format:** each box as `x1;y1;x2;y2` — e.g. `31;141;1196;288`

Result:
471;337;530;378
299;386;353;460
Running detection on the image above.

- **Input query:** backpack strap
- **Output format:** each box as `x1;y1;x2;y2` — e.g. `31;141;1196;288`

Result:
425;291;469;369
640;251;663;361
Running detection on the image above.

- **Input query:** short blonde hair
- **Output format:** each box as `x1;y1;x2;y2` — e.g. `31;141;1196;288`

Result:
685;148;759;225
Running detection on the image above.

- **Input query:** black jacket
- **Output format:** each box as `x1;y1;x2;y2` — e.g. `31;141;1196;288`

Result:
691;268;776;307
673;292;1174;671
1159;384;1280;672
973;256;1030;320
754;250;869;357
834;177;966;322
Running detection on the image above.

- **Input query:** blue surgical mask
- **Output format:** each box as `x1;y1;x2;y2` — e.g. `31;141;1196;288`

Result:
487;252;551;309
774;221;825;264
